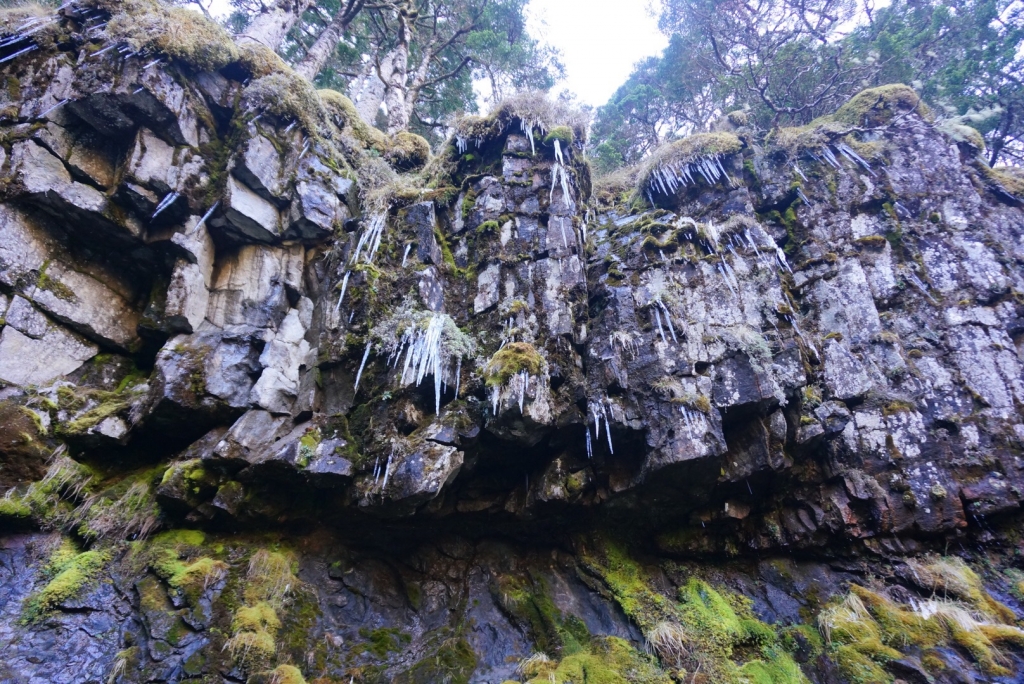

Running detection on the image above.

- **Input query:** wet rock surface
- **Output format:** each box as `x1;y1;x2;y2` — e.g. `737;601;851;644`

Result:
0;7;1022;684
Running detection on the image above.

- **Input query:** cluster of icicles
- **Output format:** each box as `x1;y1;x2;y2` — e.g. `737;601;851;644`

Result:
333;211;387;318
354;314;463;415
491;369;534;417
586;398;616;460
791;142;875;204
370;448;393;493
644;153;732;203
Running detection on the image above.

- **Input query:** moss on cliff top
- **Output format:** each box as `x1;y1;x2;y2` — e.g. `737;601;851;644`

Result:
770;84;928;157
832;84;927;127
636;132;743;195
451;91;589;154
104;0;240;72
387;131;431;171
319;88;390;153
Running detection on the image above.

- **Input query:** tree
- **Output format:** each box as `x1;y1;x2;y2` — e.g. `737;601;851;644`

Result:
231;0;315;50
590;0;1024;171
293;0;366;80
846;0;1024;165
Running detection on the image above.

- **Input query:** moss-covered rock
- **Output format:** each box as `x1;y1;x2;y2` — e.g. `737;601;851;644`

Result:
104;0;240;72
387;131;431;171
484;342;545;388
21;539;110;623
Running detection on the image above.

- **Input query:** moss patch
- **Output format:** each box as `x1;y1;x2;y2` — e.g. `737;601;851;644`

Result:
21;539;110;623
104;0;240;72
637;133;743;194
484;342;545;387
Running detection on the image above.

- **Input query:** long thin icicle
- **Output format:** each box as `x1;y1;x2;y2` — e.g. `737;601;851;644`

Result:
353;340;372;393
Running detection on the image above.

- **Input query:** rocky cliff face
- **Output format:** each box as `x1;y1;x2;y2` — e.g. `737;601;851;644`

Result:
2;4;1024;684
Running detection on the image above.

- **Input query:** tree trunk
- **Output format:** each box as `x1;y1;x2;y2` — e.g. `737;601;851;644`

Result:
294;0;362;81
352;71;387;124
378;42;410;134
236;0;312;52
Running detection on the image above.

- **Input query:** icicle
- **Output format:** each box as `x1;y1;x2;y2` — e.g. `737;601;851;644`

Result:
39;98;68;117
719;263;738;298
653;306;667;344
454;357;462;398
659;300;678;343
775;247;792;273
557;216;568;248
284;121;296;134
796;187;811;206
585;428;592;460
132;87;144;94
194;201;219;231
744;229;761;258
492;385;500;415
142;58;162;70
837;142;874;176
380;453;392;491
151;191;178;219
1;44;38;64
333;271;351;313
904;270;939;304
373;456;381;483
603;405;614;454
299;141;310;159
820;146;841;169
793;164;808;182
348;311;355;323
89;44;117;59
553;139;564;165
518;371;526;413
401;243;412;266
592;404;601;440
353;340;372;393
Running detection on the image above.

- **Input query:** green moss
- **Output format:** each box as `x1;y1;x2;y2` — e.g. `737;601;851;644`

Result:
578;539;678;634
21;541;110;623
476;219;500;235
854;235;888;249
233;601;280;633
267;665;307;684
977;162;1024;200
543;126;574;146
359;627;411;659
319;89;389;153
833;84;927;127
104;0;240;71
35;260;76;302
525;636;670;684
387;131;431;171
397;636;477;684
881;400;915;416
484;342;545;387
0;496;32;520
493;574;588;656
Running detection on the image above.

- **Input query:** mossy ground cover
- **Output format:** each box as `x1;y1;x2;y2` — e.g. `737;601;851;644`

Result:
20;538;110;623
579;538;812;683
819;557;1024;682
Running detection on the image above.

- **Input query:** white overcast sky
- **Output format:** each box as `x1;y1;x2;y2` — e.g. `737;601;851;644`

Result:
526;0;666;107
206;0;666;108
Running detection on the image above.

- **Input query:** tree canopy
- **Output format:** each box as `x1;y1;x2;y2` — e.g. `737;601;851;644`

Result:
221;0;561;141
591;0;1024;174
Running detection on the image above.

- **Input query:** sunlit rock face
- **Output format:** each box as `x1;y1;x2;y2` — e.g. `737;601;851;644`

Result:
1;6;1024;684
